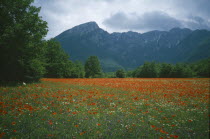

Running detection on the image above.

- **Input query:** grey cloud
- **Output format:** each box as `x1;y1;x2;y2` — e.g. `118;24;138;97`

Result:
102;12;130;29
33;0;210;39
103;11;182;31
139;12;182;30
184;16;210;30
172;0;210;19
190;16;205;24
103;11;210;32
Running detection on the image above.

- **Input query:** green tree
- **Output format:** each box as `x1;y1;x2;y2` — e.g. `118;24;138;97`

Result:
132;66;141;77
70;61;85;78
169;63;193;78
159;63;173;78
0;0;48;82
126;70;133;78
45;39;73;78
191;58;210;77
134;62;158;78
85;56;102;78
182;65;194;77
115;69;126;78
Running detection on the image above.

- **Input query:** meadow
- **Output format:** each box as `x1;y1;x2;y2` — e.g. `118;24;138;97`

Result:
0;78;209;138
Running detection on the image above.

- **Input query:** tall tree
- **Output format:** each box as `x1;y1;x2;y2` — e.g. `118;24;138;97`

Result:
191;58;210;77
115;69;126;78
85;56;102;78
70;61;85;78
139;62;158;78
159;63;173;78
0;0;48;82
45;39;73;78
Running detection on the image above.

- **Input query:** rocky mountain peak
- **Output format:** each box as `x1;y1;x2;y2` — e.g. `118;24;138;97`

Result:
68;21;100;34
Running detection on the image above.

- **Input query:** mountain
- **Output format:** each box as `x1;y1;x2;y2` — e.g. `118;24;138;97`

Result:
55;21;210;72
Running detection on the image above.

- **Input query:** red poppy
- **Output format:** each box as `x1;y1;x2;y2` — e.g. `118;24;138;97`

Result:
151;125;155;128
12;122;16;125
0;132;6;138
72;112;77;114
48;120;53;125
80;131;86;135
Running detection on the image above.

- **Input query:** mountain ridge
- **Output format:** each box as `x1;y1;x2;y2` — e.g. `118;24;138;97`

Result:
55;22;210;72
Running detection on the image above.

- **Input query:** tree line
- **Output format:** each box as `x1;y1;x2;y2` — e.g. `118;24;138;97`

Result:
110;58;210;78
131;59;210;78
0;0;209;84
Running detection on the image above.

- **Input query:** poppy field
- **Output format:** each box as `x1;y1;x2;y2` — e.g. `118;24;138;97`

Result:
0;78;209;138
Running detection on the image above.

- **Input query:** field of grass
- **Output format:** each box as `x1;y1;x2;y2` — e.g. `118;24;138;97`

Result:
0;78;209;138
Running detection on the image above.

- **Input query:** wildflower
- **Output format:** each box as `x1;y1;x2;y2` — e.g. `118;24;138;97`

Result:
0;132;6;138
170;135;179;138
133;97;138;100
88;103;96;105
72;112;77;114
160;129;168;134
97;123;101;126
151;125;155;128
75;125;79;127
48;120;53;125
13;130;17;132
12;122;16;125
80;131;86;135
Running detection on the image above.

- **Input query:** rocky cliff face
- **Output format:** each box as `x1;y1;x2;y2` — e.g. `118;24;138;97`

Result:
55;22;210;72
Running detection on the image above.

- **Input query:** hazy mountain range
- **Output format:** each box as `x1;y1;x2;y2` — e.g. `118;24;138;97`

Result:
55;22;210;72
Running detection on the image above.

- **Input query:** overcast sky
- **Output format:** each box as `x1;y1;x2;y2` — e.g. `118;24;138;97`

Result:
33;0;210;39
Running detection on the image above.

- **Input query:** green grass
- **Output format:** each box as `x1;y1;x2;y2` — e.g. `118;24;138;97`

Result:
0;79;209;138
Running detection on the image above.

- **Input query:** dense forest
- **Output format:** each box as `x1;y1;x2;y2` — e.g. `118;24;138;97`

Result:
0;0;209;84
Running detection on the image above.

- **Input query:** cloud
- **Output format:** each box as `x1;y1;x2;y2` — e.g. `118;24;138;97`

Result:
103;11;210;32
184;16;210;30
172;0;210;19
33;0;210;39
103;11;182;31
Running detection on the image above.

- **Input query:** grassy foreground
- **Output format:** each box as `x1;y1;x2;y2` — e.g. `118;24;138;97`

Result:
0;78;209;138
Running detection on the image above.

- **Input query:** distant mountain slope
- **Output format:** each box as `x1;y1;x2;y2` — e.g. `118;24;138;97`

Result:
55;22;210;72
